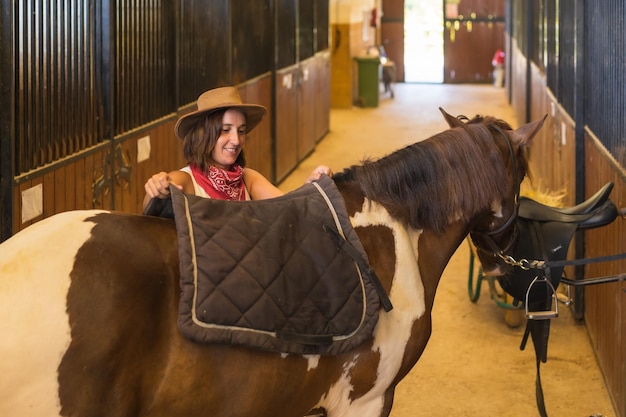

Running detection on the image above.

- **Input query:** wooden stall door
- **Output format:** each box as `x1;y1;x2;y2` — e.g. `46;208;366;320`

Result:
314;51;331;142
240;78;273;181
274;0;329;183
275;66;300;182
381;0;405;82
444;0;505;83
297;57;317;161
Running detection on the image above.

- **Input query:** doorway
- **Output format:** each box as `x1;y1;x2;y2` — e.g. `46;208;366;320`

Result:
404;0;444;83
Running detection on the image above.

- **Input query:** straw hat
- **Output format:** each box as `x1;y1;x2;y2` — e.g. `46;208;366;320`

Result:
174;87;267;139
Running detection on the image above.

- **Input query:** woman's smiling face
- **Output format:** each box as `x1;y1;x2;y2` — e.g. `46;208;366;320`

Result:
211;109;247;170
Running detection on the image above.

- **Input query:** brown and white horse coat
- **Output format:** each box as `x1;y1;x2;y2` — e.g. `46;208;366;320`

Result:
0;111;545;417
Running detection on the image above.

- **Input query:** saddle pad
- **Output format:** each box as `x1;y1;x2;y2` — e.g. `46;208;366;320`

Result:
171;175;382;355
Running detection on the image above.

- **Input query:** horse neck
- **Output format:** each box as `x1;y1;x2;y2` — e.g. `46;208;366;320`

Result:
417;221;470;305
336;176;471;317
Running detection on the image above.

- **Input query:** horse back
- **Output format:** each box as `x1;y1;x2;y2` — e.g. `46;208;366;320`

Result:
0;211;180;416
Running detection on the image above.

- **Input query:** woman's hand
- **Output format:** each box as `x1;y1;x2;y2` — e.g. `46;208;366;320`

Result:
144;172;181;199
306;165;333;183
143;170;188;210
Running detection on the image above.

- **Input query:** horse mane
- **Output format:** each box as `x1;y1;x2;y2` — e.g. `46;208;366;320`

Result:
335;115;525;232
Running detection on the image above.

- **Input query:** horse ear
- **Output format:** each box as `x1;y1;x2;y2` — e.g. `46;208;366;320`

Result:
439;107;464;128
512;114;548;145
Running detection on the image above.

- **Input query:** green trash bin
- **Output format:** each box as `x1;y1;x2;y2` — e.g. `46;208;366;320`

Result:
354;56;380;107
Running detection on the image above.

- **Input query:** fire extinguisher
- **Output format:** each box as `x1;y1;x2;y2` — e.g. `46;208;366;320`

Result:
370;8;377;28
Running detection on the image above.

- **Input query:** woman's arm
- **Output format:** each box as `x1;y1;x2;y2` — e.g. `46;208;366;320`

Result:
142;170;193;209
244;165;333;200
243;168;284;200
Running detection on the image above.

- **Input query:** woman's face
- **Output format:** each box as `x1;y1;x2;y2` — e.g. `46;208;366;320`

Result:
211;109;246;170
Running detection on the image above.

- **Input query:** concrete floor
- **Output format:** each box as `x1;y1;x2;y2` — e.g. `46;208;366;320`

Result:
280;83;616;417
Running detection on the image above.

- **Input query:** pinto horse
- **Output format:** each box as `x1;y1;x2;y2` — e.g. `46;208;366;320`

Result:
0;109;545;417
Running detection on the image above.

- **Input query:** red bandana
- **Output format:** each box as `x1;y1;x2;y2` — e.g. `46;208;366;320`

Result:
189;163;246;201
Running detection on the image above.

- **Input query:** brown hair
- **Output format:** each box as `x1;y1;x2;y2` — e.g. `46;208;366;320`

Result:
181;109;247;172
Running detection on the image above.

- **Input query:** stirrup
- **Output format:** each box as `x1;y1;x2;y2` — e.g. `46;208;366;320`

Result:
525;276;559;320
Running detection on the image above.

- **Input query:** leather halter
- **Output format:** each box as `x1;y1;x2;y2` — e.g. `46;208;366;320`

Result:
470;124;521;261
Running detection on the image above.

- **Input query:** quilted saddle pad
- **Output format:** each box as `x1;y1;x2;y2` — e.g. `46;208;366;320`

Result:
171;175;390;355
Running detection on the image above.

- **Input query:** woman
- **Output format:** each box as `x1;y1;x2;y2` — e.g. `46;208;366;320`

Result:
143;86;330;208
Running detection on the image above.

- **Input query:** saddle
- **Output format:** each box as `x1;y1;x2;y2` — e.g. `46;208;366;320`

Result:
165;175;391;355
499;181;618;307
498;182;617;417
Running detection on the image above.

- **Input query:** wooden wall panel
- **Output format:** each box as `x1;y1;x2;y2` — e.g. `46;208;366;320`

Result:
315;51;331;141
12;146;113;234
97;149;115;211
524;63;580;284
458;0;506;17
75;158;86;211
382;0;403;17
444;22;505;83
275;66;299;181
64;164;76;212
527;63;576;206
43;173;56;218
119;119;181;215
240;75;273;181
83;153;96;209
509;40;527;126
118;141;136;214
380;21;404;82
584;138;626;417
298;57;317;160
381;0;404;82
